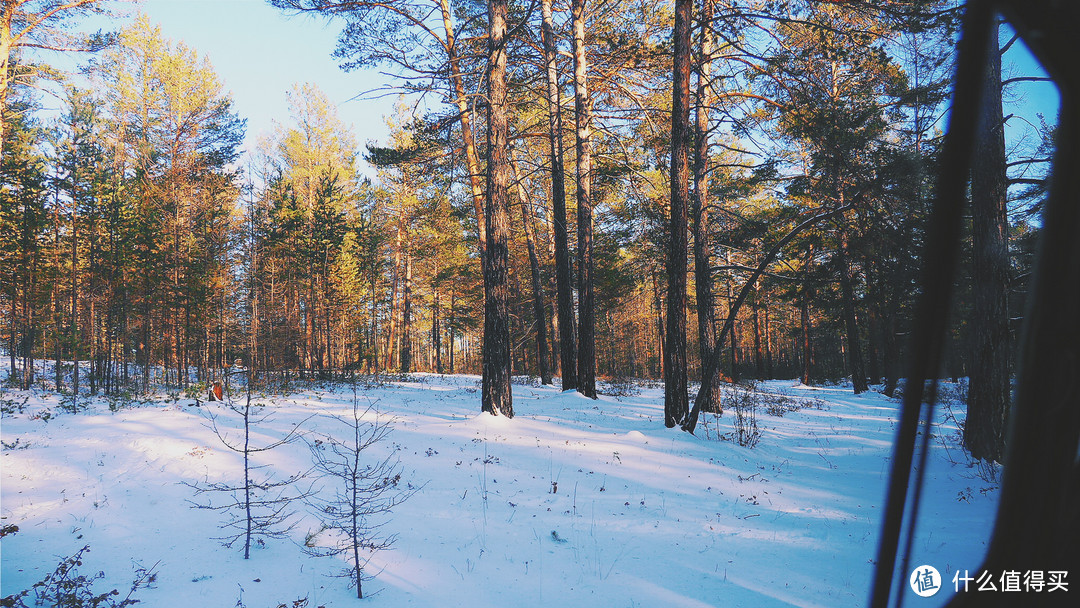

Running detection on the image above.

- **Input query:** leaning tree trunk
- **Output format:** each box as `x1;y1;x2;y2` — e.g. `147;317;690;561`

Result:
481;0;513;418
685;207;849;432
571;0;596;399
541;0;578;391
665;0;692;427
966;24;1010;463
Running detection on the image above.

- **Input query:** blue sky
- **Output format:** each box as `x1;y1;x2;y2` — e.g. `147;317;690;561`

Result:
139;0;397;176
39;1;1062;185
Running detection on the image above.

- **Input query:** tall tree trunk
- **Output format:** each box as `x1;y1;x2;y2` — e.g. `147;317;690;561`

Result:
966;24;1010;463
481;0;513;417
52;195;62;389
305;280;316;373
801;245;814;385
541;0;577;391
571;0;596;399
664;0;692;426
323;270;333;370
433;283;442;374
10;279;17;384
866;308;882;385
400;255;412;374
449;283;456;374
863;257;881;386
727;267;739;382
690;0;721;415
439;0;487;259
384;213;404;370
836;231;868;393
70;180;79;398
369;255;379;372
752;285;764;379
88;221;97;394
764;290;774;379
882;313;900;397
512;156;553;384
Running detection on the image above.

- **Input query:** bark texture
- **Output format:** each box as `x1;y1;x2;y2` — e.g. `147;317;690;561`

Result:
571;0;596;398
481;0;513;417
665;0;692;426
966;24;1010;463
541;0;578;390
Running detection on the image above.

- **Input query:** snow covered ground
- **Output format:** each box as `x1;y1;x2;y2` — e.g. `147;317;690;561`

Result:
1;373;1000;607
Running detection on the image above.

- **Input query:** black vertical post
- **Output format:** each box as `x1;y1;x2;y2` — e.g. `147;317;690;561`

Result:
869;2;995;606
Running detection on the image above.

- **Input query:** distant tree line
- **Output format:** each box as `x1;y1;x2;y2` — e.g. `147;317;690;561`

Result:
2;0;1054;462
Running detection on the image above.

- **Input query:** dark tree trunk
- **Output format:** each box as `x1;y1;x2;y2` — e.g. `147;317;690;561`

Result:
7;280;14;383
51;206;61;389
836;233;868;393
691;0;722;415
863;258;882;386
541;0;577;391
433;284;442;374
400;255;412;374
752;288;764;379
70;183;79;398
481;0;513;417
966;24;1010;463
305;281;315;372
571;0;596;399
801;245;814;385
653;272;665;378
384;215;404;370
512;156;552;384
665;0;692;427
449;284;456;374
727;275;739;382
764;290;774;379
882;314;900;397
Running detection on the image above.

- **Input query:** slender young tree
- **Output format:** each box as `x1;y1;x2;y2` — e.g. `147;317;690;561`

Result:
306;388;414;599
188;375;310;559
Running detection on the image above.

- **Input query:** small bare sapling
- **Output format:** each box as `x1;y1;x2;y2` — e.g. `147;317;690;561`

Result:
305;390;416;599
188;372;311;559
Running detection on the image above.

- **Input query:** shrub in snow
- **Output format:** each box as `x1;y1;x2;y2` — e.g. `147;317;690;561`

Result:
0;544;156;608
723;381;761;448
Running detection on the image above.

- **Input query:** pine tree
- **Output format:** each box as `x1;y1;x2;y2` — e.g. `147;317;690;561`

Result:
481;0;513;417
965;22;1010;463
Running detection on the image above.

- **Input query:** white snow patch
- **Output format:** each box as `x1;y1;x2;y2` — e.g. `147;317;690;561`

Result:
1;375;998;607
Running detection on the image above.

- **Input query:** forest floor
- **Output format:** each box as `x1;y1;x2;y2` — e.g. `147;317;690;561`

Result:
1;372;1000;607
